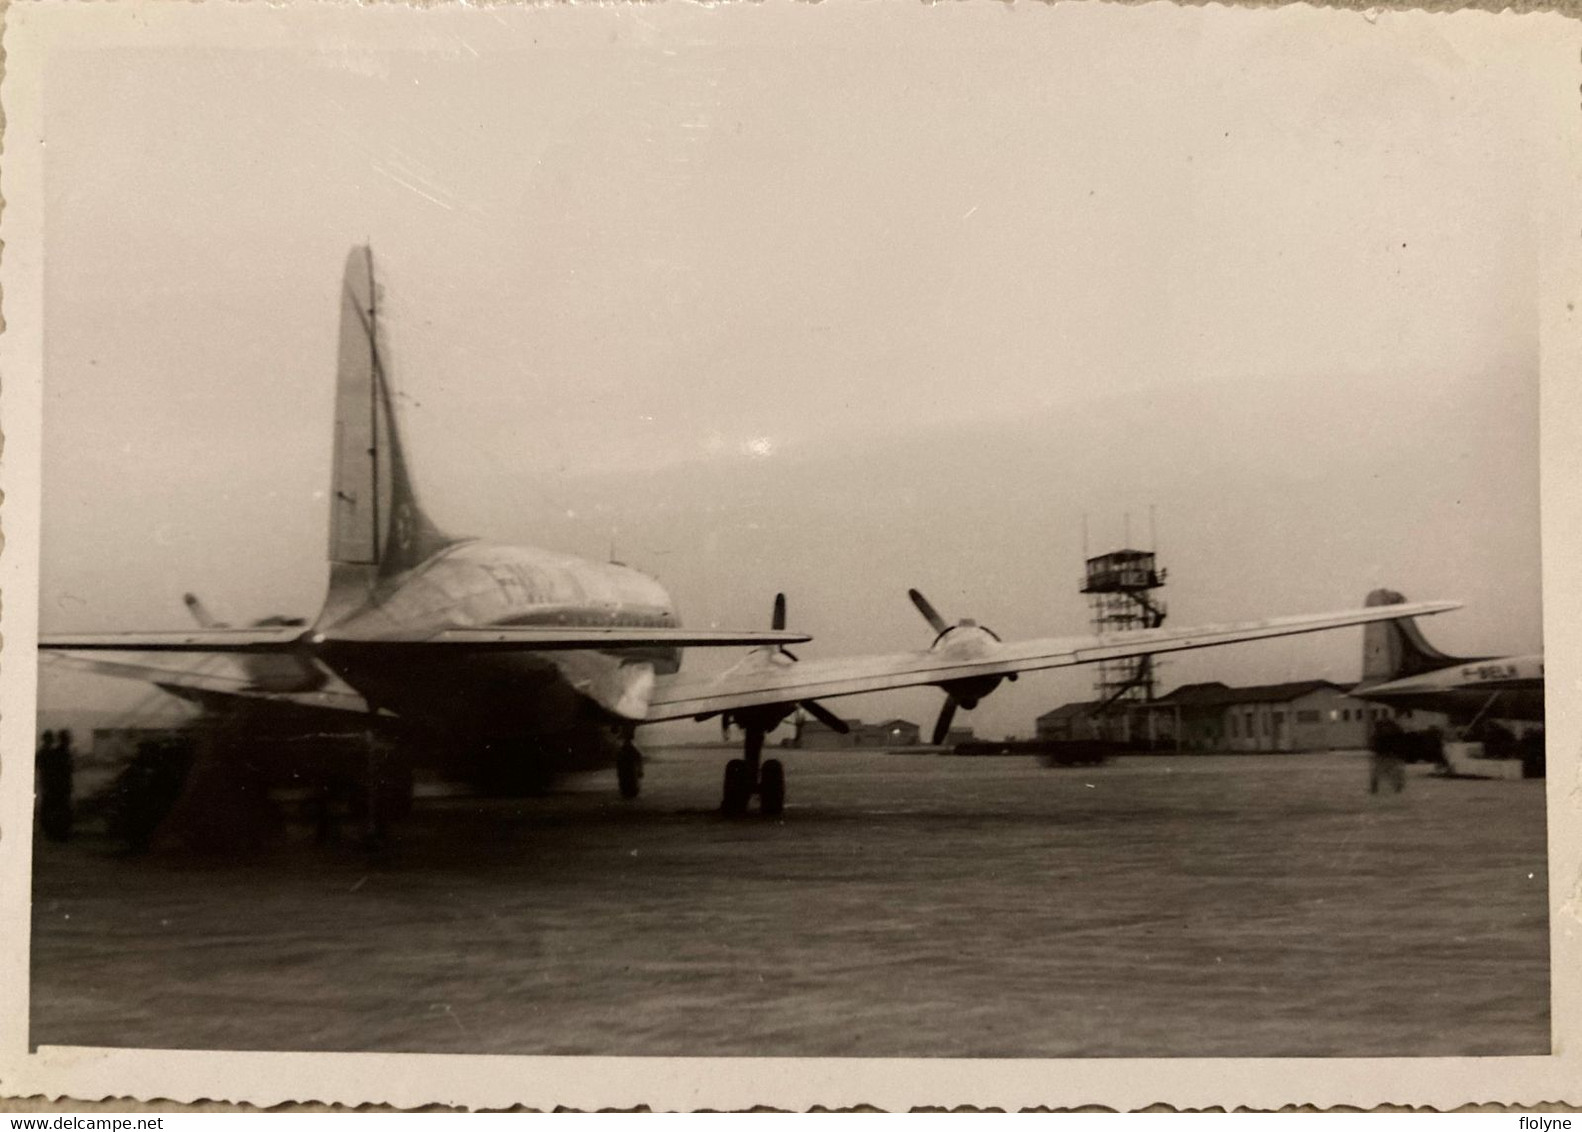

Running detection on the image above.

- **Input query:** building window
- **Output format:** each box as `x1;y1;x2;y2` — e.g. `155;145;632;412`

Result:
1229;716;1238;738
1297;710;1320;723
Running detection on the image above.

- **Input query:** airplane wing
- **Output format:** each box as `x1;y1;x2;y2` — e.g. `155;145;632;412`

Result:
41;628;311;652
644;601;1462;722
40;626;810;652
38;625;809;721
42;650;372;714
317;627;812;650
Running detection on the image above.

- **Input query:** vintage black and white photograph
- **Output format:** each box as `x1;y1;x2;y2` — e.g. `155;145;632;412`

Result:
2;0;1577;1110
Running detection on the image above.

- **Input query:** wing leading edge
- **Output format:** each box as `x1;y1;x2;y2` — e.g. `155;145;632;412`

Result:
644;601;1462;722
40;626;811;653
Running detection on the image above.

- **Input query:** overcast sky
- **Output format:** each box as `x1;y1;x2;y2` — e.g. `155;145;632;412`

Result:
35;1;1549;738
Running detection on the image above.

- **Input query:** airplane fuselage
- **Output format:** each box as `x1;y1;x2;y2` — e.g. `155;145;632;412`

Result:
1355;653;1545;723
317;540;681;771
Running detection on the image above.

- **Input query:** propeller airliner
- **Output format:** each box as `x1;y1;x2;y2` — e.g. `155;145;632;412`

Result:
1352;589;1543;725
41;248;1463;825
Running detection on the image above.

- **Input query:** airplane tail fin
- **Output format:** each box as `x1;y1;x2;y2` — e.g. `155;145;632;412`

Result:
1361;588;1476;684
320;246;456;625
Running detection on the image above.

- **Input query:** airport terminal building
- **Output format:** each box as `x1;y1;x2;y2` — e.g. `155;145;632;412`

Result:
1037;680;1444;753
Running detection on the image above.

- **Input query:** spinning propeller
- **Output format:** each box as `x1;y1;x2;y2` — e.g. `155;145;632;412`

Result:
907;588;1013;745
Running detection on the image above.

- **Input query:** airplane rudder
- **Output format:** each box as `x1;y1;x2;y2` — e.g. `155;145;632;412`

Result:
322;245;457;622
1361;590;1407;683
328;245;382;569
347;246;455;578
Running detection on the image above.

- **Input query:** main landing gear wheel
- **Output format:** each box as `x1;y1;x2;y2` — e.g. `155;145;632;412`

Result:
617;743;644;800
720;753;787;818
759;758;786;817
722;758;753;817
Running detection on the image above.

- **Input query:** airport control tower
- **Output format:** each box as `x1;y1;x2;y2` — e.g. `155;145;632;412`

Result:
1082;548;1167;742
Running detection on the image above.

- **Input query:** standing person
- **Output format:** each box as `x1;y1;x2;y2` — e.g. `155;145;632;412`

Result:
35;729;55;783
35;729;57;832
1369;717;1407;795
37;727;75;841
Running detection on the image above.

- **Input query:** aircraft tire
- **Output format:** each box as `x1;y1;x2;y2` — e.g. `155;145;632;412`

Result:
617;745;642;800
722;758;752;817
759;758;786;817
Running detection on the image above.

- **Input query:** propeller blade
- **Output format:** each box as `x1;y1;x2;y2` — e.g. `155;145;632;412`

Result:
932;697;959;746
183;592;225;629
909;588;950;635
771;593;798;659
801;699;850;734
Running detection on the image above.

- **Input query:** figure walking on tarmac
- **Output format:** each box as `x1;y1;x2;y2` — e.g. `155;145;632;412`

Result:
36;728;76;840
1369;718;1407;795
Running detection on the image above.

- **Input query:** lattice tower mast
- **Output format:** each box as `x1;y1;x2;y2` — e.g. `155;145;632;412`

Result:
1081;534;1167;735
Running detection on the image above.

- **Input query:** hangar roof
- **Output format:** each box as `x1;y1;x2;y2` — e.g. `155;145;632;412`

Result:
1038;680;1349;723
1035;700;1107;724
1155;679;1346;706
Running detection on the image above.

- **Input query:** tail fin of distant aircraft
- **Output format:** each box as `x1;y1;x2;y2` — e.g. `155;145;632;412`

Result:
320;246;457;625
1361;588;1480;683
